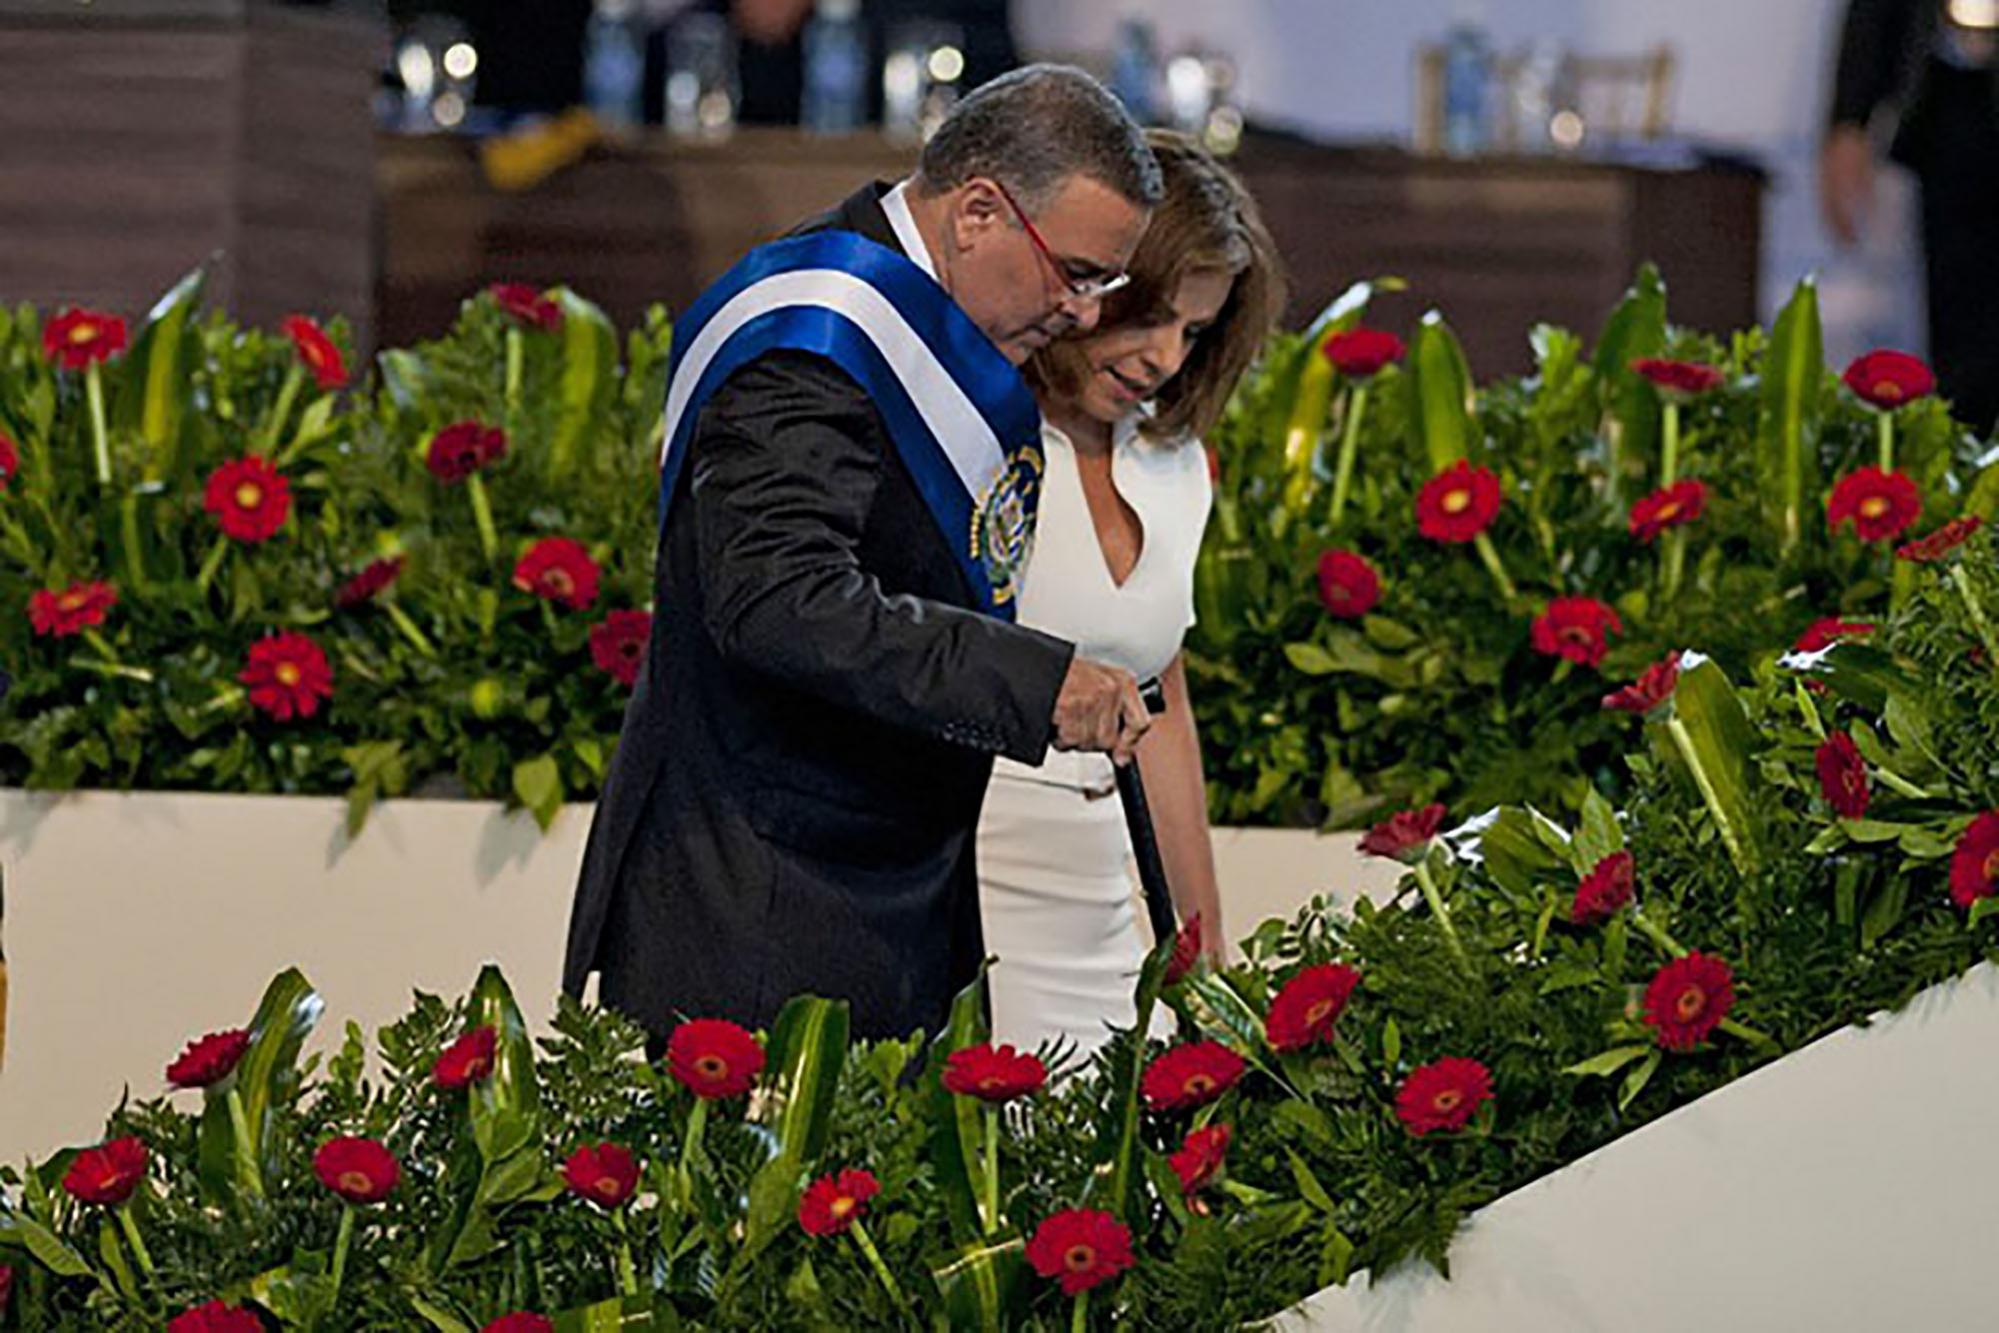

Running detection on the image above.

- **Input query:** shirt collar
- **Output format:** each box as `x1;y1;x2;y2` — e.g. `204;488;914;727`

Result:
881;180;939;281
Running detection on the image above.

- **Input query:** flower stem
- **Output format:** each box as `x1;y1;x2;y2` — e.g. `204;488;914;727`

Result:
1660;402;1680;487
1630;903;1686;959
329;1204;355;1296
850;1219;912;1320
1665;715;1751;874
116;1203;155;1279
613;1208;638;1296
677;1097;710;1212
196;533;230;594
1876;411;1894;473
1072;1290;1090;1333
259;365;304;457
226;1086;264;1200
505;328;524;414
1411;857;1469;969
86;363;111;487
982;1106;1000;1236
1949;563;1999;678
1472;532;1515;603
384;599;436;656
467;473;499;563
1328;384;1369;526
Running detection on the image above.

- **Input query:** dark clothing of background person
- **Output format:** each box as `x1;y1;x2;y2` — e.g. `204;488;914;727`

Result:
562;183;1075;1044
1830;0;1999;433
645;0;1019;126
461;0;593;115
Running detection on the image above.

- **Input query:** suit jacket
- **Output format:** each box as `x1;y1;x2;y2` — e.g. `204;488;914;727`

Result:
562;183;1076;1042
1830;0;1998;168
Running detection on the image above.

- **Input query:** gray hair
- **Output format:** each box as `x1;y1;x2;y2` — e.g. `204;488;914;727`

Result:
915;64;1164;212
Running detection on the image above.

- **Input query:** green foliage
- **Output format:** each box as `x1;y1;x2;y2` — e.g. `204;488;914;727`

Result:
1193;270;1987;829
0;274;672;828
8;547;1999;1328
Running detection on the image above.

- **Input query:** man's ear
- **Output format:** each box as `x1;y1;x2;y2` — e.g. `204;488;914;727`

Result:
947;177;1009;253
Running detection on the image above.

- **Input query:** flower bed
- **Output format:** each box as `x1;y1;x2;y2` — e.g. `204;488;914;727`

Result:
1191;269;1993;829
5;543;1996;1329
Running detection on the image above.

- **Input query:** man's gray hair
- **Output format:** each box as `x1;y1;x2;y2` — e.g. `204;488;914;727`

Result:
916;64;1164;211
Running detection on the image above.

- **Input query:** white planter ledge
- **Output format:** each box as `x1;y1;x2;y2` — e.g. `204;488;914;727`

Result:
1278;961;1999;1332
0;789;1387;1164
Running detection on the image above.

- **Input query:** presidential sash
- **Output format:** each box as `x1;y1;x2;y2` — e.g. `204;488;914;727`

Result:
659;229;1043;619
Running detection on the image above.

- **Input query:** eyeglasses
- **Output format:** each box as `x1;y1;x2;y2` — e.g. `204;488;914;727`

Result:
992;180;1131;302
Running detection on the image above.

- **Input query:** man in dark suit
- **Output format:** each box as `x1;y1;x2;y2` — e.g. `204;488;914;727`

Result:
563;65;1165;1043
1823;0;1999;432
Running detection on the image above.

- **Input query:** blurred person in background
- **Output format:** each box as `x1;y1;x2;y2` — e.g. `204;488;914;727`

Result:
1823;0;1999;433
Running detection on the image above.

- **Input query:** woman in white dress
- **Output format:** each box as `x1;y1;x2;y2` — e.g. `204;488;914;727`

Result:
978;132;1286;1058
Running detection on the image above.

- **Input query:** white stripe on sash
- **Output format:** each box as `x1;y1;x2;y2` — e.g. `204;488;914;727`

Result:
661;267;1006;502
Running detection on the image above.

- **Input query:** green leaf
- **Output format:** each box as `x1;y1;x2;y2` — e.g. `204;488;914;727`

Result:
1317;1223;1358;1288
1788;642;1920;714
553;1293;675;1331
1660;657;1761;877
931;1235;1026;1333
741;995;851;1260
407;1291;474;1333
512;753;564;831
1405;311;1478;472
200;968;323;1204
1562;1044;1653;1078
1381;1016;1401;1070
1284;642;1337;675
1;1216;95;1278
1591;264;1667;504
1861;877;1910;950
926;969;994;1244
1969;898;1999;928
112;264;206;482
1270;1099;1335;1148
549;290;619;479
1840;819;1912;843
1755;276;1824;553
1575;787;1623;869
1463;807;1569;899
1286;1149;1337;1213
1618;1048;1662;1111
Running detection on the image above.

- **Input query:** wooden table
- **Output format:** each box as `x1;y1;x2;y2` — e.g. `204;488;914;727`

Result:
377;129;1763;376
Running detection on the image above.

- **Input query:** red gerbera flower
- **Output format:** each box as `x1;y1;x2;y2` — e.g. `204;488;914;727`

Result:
1321;327;1406;378
433;1025;498;1089
42;307;128;370
1164;911;1204;985
1641;952;1736;1051
0;431;18;490
1629;357;1723;398
239;632;334;721
1026;1208;1135;1296
563;1142;640;1209
942;1042;1047;1102
204;456;293;544
426;421;508;483
1395;1057;1493;1136
1628;480;1708;543
335;556;406;608
1264;963;1361;1052
798;1167;880;1237
28;580;117;638
0;1266;12;1316
1571;850;1635;925
1842;349;1935;409
665;1019;765;1100
1168;1123;1231;1196
513;536;601;611
1897;515;1984;563
482;1315;554;1333
590;609;652;687
1531;596;1624;670
1415;461;1503;544
313;1136;400;1204
1948;811;1999;910
1315;549;1380;619
61;1136;148;1206
491;283;563;332
166;1027;251;1089
1827;467;1922;543
1794;617;1876;654
1359;803;1446;862
282;314;349;391
1140;1041;1245;1113
167;1300;265;1333
1816;732;1871;820
1602;650;1682;715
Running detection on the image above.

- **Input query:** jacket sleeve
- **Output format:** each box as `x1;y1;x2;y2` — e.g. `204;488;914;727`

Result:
687;350;1075;766
1829;0;1918;130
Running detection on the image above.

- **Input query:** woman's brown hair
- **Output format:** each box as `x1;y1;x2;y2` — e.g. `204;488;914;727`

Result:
1029;129;1286;444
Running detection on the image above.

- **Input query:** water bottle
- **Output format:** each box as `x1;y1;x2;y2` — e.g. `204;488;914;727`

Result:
1108;17;1161;125
585;0;644;130
802;0;867;133
1440;21;1492;156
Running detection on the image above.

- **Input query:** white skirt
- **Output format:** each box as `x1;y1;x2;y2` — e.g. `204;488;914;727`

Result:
976;765;1153;1061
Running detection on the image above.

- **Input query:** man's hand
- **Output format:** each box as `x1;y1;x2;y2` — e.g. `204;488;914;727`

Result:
1821;125;1876;247
1051;657;1152;766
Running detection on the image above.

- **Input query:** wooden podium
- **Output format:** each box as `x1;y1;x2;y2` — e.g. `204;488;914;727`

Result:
0;0;381;347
